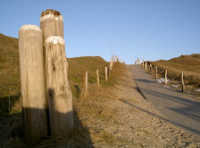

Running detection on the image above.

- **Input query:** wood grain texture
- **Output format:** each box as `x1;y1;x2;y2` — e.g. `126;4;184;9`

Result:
44;36;73;137
105;66;108;81
40;10;64;41
18;25;48;144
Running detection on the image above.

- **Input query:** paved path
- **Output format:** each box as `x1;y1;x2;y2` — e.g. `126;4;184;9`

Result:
131;65;200;136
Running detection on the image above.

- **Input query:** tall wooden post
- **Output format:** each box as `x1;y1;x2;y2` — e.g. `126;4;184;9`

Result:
44;36;73;138
105;66;108;81
96;69;100;88
40;9;64;40
165;69;168;85
181;72;185;93
19;25;48;143
84;71;88;96
155;66;158;80
150;64;152;72
109;56;114;71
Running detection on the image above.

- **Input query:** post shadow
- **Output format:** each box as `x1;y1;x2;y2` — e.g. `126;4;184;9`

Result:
119;98;200;137
0;93;93;147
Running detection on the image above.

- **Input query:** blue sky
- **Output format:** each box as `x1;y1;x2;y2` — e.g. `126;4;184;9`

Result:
1;0;200;63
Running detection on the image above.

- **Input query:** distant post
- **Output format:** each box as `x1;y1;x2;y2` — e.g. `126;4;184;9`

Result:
84;71;88;96
155;66;158;80
96;69;100;88
18;25;48;143
44;36;73;138
164;69;168;85
105;66;108;81
181;72;185;93
109;56;114;71
150;64;152;72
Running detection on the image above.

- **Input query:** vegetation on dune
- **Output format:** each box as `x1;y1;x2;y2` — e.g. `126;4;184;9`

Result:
151;54;200;87
0;34;111;114
0;33;126;147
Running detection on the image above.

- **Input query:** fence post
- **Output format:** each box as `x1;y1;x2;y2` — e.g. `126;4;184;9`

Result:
96;69;100;88
40;9;64;40
105;66;108;81
84;71;88;96
44;36;73;138
155;66;158;80
181;72;185;93
109;56;114;71
165;69;168;85
19;25;48;143
150;64;152;72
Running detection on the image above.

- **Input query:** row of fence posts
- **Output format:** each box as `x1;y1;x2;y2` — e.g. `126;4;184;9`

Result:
83;56;119;97
142;61;185;93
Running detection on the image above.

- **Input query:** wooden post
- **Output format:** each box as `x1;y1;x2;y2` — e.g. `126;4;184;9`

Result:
109;58;114;71
105;66;108;81
40;9;64;40
150;64;152;72
96;69;100;88
155;66;158;80
44;36;73;138
165;69;168;85
84;71;88;96
181;72;185;93
18;25;48;143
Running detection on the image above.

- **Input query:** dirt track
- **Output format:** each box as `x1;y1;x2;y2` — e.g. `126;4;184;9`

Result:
132;65;200;137
4;65;200;147
71;65;200;148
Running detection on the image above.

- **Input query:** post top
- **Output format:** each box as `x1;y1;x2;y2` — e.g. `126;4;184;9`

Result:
45;36;65;45
19;25;41;32
40;9;63;22
41;9;61;17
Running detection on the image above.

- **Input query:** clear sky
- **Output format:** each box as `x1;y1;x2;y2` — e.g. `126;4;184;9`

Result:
1;0;200;63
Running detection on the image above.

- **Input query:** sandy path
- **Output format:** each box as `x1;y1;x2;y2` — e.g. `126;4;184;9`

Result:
84;65;200;148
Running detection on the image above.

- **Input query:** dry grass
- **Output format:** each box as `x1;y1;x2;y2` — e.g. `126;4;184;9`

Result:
151;54;200;87
0;33;126;147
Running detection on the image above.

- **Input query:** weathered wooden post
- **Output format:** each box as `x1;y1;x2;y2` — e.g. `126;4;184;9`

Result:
142;61;145;68
19;25;48;143
155;66;158;80
109;56;114;71
165;69;168;85
181;72;185;93
40;9;64;40
150;64;152;72
84;71;88;96
144;62;146;70
44;36;73;138
105;66;108;81
96;69;100;88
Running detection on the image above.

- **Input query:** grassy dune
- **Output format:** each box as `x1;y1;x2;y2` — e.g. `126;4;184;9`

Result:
0;33;113;113
0;33;125;147
152;54;200;87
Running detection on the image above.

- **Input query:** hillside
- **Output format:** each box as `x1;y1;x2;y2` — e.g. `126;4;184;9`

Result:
0;34;20;98
152;54;200;87
154;54;200;74
0;33;127;147
0;34;109;113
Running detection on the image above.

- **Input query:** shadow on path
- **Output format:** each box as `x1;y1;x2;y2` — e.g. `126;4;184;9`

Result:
119;98;200;137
